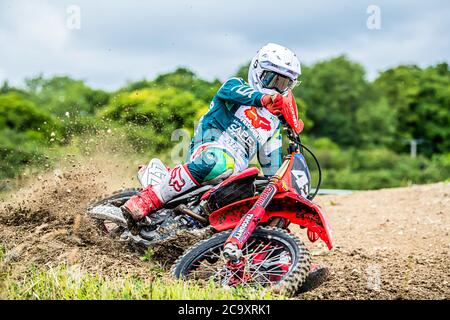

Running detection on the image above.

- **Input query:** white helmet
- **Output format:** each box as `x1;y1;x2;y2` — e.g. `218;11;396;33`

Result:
248;43;301;95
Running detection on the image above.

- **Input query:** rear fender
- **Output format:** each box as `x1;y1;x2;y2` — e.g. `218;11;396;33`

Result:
208;192;333;250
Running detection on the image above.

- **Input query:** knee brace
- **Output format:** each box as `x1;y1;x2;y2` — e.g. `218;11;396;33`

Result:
187;147;235;183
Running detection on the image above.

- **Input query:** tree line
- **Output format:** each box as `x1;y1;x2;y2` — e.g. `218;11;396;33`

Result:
0;56;449;190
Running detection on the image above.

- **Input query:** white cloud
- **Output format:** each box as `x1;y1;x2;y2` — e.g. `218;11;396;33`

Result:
288;2;450;79
0;68;5;84
0;1;68;52
0;0;448;89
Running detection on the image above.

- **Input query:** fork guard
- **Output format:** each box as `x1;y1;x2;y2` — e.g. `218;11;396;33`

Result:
208;191;333;250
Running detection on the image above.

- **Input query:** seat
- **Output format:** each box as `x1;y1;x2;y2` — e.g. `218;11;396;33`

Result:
200;167;260;201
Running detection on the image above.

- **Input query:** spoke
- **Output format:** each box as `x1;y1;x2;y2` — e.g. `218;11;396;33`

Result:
213;266;228;279
243;239;256;256
244;242;265;258
214;268;230;284
251;252;285;266
251;258;289;270
259;270;287;276
247;245;290;285
197;260;220;272
253;241;271;252
250;270;273;285
251;245;284;256
205;249;224;260
251;246;280;274
264;264;290;272
190;255;227;280
246;247;284;263
188;237;293;288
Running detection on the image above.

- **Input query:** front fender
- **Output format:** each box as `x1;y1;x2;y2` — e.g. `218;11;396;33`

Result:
208;192;333;250
277;192;333;250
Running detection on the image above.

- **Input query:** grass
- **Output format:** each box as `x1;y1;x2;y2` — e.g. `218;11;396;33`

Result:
0;262;280;300
140;248;155;262
0;243;4;260
0;238;280;300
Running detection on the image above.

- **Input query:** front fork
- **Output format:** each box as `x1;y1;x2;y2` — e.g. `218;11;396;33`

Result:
223;158;291;261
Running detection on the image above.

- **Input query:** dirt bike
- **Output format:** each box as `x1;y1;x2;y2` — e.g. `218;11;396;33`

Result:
86;90;333;296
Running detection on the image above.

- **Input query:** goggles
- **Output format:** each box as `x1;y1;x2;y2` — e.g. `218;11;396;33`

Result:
260;70;296;93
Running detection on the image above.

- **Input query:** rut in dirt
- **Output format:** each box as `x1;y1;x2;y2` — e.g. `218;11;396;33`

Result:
0;161;156;276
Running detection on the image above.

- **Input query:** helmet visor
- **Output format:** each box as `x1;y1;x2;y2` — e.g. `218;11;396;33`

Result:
260;70;294;93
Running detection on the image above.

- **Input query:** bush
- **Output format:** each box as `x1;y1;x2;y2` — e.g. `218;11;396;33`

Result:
100;87;206;153
25;75;110;117
352;148;400;171
0;93;58;179
0;92;58;136
123;68;221;104
307;144;449;190
309;137;351;170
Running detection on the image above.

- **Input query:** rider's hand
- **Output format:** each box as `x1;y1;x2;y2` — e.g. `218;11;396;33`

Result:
261;94;283;116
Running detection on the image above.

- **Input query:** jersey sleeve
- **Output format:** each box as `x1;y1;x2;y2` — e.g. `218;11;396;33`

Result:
257;124;283;177
216;77;264;109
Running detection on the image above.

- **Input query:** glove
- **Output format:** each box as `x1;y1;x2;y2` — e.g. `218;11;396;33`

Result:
261;94;283;116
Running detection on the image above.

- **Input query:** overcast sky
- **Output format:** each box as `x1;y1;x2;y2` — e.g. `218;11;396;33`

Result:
0;0;449;90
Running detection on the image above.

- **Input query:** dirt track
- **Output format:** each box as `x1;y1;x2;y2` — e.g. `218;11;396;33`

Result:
0;161;449;299
300;183;450;299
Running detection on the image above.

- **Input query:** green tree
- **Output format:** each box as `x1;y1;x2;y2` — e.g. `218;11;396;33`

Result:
375;63;450;155
25;75;110;117
294;56;374;146
0;81;27;95
355;97;397;146
123;68;221;104
0;92;58;178
293;56;400;148
99;87;207;153
0;92;57;136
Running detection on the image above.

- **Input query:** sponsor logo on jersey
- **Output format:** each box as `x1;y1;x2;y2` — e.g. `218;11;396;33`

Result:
244;106;272;131
228;123;257;155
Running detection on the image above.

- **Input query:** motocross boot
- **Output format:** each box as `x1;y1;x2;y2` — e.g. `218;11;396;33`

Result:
121;184;164;234
121;164;199;233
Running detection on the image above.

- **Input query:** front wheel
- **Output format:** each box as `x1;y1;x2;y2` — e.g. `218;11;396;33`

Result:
171;227;311;297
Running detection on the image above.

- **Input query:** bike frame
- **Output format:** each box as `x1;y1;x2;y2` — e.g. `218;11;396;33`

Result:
212;150;333;259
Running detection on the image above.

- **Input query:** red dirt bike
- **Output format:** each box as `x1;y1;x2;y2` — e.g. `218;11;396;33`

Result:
87;90;333;296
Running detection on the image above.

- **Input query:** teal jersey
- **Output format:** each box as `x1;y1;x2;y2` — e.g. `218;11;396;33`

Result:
189;77;282;176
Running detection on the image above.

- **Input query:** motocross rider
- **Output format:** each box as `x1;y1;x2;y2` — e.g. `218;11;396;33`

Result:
121;43;301;227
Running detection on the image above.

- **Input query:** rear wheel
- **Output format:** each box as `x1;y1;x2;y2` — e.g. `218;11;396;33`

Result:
171;227;311;297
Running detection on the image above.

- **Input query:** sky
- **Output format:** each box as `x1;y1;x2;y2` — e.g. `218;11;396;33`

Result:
0;0;449;90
